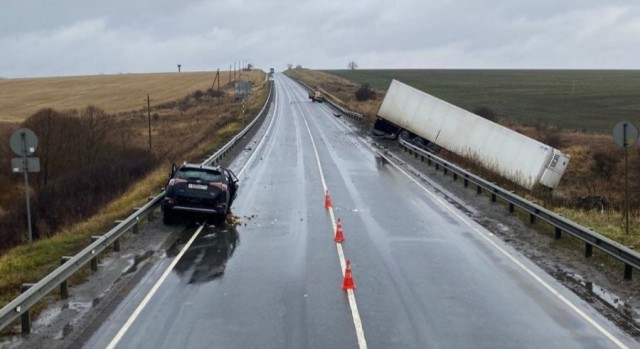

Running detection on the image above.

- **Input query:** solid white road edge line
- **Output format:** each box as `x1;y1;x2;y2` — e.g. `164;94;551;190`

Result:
236;81;279;179
286;74;628;348
299;107;368;349
105;223;207;349
377;151;630;349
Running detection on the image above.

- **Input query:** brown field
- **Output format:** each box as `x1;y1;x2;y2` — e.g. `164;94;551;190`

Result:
0;69;268;314
0;71;234;122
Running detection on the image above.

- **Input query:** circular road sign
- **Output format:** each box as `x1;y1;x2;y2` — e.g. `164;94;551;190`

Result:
9;128;38;156
613;121;639;148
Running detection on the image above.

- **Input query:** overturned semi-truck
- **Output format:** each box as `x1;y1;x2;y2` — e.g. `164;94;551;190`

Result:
373;79;570;190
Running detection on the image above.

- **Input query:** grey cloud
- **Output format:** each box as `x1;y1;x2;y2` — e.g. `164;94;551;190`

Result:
1;0;640;77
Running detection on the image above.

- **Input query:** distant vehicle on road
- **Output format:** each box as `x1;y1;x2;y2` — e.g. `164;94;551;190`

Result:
162;163;238;225
308;90;324;103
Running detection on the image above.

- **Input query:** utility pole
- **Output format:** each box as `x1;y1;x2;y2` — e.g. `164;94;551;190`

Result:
229;65;232;85
147;95;152;153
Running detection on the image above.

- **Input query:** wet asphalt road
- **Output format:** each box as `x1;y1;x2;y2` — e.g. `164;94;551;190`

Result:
84;74;637;349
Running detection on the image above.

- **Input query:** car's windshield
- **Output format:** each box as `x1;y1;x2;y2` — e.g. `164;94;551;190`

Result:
176;169;224;182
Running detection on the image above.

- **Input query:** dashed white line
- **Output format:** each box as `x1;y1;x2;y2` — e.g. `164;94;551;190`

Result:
298;104;368;349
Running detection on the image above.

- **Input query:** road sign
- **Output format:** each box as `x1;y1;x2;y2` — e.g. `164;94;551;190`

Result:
11;158;40;173
8;128;39;249
613;121;638;148
9;128;38;156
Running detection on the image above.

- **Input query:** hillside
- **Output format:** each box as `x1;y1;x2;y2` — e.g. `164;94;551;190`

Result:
0;71;226;122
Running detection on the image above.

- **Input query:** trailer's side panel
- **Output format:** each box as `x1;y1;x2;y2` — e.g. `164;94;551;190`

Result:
377;80;570;189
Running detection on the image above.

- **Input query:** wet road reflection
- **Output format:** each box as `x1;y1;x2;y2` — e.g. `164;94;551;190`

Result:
173;224;240;284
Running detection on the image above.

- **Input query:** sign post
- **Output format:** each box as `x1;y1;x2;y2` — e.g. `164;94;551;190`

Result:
9;128;39;249
612;121;639;235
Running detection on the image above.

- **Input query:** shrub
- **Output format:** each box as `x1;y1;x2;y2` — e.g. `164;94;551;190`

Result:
540;128;563;148
207;88;225;98
591;151;619;179
473;106;497;122
355;84;376;101
192;90;204;101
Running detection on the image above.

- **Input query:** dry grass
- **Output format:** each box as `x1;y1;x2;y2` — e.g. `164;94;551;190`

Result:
285;69;640;249
0;71;235;122
0;70;267;312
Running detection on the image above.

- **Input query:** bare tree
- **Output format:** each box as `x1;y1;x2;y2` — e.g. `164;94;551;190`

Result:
348;61;358;70
23;109;78;188
287;64;293;70
79;106;113;165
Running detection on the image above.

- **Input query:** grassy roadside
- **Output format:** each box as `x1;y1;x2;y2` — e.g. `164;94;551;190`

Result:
0;71;267;316
284;69;640;250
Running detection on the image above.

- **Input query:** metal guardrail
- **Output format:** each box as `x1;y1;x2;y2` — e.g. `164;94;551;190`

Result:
0;80;274;333
294;79;364;123
396;138;639;280
292;74;639;280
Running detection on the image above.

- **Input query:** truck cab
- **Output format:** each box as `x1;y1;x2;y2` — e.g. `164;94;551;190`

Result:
308;91;324;103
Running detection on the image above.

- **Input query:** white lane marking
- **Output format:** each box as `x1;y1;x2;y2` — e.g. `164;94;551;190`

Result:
298;101;368;349
284;76;629;347
106;224;207;349
377;152;630;349
236;81;279;179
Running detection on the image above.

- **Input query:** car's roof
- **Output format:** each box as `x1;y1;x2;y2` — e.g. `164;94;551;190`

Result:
179;163;223;172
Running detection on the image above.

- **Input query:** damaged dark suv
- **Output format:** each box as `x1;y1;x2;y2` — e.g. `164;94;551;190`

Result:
161;163;238;225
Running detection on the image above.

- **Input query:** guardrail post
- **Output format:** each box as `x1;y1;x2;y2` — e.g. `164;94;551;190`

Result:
509;203;515;213
427;158;432;166
491;189;497;203
555;227;562;240
90;236;100;271
585;244;593;258
420;155;424;162
443;166;448;175
113;220;124;251
132;208;140;234
464;176;468;188
529;213;536;224
147;197;155;221
60;256;72;298
624;264;633;280
476;185;481;195
414;152;418;159
20;283;35;333
435;163;440;171
453;173;458;181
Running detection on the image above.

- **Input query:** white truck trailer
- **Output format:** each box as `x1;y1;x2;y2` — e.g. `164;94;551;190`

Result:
373;79;570;190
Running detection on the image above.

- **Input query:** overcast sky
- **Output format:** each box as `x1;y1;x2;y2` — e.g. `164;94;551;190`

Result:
1;0;639;77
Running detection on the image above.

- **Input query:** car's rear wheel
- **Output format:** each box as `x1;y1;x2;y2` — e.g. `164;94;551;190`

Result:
163;210;177;225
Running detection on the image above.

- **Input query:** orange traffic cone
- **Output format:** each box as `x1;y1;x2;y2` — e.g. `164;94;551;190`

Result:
324;190;332;209
334;218;345;243
341;259;356;290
